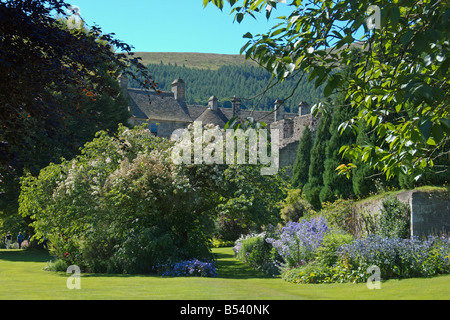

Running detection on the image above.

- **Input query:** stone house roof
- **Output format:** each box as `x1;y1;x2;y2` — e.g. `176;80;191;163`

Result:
128;88;297;125
195;108;229;127
127;88;192;123
123;73;305;127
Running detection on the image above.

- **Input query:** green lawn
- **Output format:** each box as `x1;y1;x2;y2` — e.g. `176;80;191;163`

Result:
0;247;449;300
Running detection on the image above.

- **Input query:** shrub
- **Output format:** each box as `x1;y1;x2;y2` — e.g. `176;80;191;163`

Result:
319;198;354;233
46;258;69;272
210;238;234;248
315;231;354;267
281;260;369;284
234;232;281;276
282;235;450;284
19;125;218;274
279;189;315;223
378;196;410;239
280;231;450;284
266;217;329;267
338;235;450;279
49;236;84;270
160;259;218;277
281;262;331;284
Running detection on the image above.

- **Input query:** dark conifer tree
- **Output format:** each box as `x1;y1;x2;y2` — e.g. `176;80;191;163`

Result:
291;125;313;189
320;101;357;203
303;113;331;209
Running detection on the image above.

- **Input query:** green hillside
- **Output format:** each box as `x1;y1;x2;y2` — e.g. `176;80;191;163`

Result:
129;52;257;70
127;52;326;113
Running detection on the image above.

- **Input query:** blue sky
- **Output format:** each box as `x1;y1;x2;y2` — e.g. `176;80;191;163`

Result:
67;0;291;55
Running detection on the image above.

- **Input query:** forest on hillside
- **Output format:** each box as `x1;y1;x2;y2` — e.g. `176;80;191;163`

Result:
128;62;326;113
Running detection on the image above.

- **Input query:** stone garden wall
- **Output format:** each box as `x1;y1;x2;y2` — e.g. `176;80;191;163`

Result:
352;189;450;238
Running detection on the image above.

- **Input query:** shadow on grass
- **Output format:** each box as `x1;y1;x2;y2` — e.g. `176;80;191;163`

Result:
81;251;272;280
214;251;273;279
0;249;50;263
0;247;273;280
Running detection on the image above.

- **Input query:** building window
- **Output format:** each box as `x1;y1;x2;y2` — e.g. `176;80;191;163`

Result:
150;123;158;136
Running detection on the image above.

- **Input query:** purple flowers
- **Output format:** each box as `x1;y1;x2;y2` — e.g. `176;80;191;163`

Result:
266;217;329;267
234;216;450;282
338;235;450;278
161;259;218;277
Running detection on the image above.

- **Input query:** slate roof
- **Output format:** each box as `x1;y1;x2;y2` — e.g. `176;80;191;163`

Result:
127;87;296;126
186;105;208;120
127;88;192;122
195;108;230;127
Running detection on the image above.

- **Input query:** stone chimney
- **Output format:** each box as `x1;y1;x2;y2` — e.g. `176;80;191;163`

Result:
274;99;285;122
171;78;185;101
208;95;218;111
231;96;241;118
299;101;310;116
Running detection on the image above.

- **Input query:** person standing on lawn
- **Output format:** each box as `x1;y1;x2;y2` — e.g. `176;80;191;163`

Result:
17;232;24;249
5;232;12;249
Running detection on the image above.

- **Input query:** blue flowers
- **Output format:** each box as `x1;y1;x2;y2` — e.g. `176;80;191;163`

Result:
160;259;218;277
237;215;450;283
266;217;329;267
338;235;450;279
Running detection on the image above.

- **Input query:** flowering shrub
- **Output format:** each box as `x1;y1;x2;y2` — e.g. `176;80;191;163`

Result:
236;211;450;284
281;234;450;284
160;259;218;277
235;215;450;284
20;123;286;274
338;235;450;279
233;232;282;276
19;125;219;273
266;217;329;267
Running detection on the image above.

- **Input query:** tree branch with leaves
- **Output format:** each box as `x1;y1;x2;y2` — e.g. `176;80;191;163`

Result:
203;0;449;180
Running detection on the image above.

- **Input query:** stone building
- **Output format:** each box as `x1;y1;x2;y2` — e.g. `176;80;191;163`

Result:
121;77;319;171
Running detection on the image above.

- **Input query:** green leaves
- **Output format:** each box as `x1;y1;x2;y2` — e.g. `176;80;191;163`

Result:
0;0;158;173
203;0;224;9
324;73;343;97
418;117;432;143
204;0;450;179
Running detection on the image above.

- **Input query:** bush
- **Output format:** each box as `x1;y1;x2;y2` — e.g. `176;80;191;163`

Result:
46;258;69;272
338;235;450;279
378;196;410;239
281;262;331;284
19;125;219;274
240;218;450;284
210;238;234;248
315;231;354;267
234;232;281;276
266;217;329;267
279;189;315;223
281;260;368;284
282;235;450;284
160;259;218;277
319;198;354;233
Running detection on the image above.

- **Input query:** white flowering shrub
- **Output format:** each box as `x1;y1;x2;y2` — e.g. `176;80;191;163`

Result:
19;125;219;273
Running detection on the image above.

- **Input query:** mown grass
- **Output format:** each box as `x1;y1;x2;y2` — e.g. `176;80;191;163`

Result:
0;247;449;300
